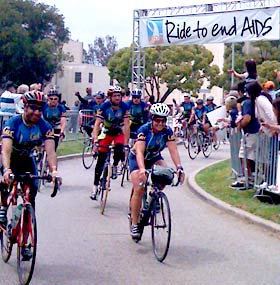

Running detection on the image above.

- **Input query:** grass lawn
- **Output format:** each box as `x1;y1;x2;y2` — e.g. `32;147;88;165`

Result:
57;139;83;156
196;160;280;224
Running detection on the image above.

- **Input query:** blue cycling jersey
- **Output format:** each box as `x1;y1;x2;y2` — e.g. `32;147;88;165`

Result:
132;122;175;161
42;104;67;128
194;106;207;121
96;101;129;131
126;100;149;125
2;115;54;156
180;101;194;117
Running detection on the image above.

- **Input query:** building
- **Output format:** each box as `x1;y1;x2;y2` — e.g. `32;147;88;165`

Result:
50;40;110;106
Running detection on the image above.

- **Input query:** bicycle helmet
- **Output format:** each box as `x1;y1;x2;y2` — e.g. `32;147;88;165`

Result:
151;165;174;186
183;93;191;98
22;91;47;105
206;95;214;101
48;88;59;97
96;90;105;99
150;103;170;117
130;89;142;97
196;99;204;105
107;85;122;96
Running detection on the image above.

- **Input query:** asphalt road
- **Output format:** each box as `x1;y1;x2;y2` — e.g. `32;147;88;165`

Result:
1;143;280;285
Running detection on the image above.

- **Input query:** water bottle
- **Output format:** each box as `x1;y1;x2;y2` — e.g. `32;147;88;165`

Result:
11;204;22;229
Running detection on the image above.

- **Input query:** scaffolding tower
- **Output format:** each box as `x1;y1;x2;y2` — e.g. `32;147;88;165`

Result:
132;0;280;89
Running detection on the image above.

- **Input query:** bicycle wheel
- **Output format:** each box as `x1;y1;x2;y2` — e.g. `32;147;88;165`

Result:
17;204;37;285
38;151;47;192
100;165;111;215
82;139;95;169
0;205;13;263
183;129;189;150
202;135;212;158
187;133;199;160
121;158;130;187
213;140;220;150
151;192;171;262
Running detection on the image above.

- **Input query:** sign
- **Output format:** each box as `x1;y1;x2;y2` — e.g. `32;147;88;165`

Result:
139;7;280;47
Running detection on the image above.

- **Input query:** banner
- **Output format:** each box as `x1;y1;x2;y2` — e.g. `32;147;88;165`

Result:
139;7;280;47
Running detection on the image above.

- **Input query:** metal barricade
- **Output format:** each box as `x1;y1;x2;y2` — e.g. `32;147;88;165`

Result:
78;109;95;127
254;132;278;187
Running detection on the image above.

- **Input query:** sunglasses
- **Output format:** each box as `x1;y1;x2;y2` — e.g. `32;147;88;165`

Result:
153;117;167;124
28;105;43;112
49;97;58;101
95;97;102;100
132;96;141;99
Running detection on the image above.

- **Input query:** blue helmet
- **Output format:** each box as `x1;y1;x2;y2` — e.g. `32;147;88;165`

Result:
130;89;142;97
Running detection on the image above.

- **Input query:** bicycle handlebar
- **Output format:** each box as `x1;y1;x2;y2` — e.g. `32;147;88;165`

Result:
9;173;60;198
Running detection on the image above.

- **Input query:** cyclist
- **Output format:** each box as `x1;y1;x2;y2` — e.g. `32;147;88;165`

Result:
205;95;217;112
90;86;130;200
0;91;59;258
128;103;185;240
82;91;105;137
126;89;149;141
42;89;67;150
189;99;210;134
174;93;195;129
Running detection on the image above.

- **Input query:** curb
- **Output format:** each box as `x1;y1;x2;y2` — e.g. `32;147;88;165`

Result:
187;159;280;235
57;153;82;161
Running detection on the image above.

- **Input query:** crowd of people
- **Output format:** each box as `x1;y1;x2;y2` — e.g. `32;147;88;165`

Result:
0;56;280;252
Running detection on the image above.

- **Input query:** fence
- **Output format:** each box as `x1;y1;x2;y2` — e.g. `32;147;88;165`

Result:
228;127;280;197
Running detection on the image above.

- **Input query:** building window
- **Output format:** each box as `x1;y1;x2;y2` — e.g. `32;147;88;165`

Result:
89;73;93;83
75;72;82;83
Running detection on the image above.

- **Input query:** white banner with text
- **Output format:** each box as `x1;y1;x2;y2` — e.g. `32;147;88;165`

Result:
139;7;280;47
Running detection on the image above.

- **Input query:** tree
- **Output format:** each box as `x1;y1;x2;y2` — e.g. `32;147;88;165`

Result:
86;35;118;66
0;0;69;86
108;45;220;102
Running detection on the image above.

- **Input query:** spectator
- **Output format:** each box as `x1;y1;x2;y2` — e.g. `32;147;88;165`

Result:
75;87;94;110
0;81;22;114
30;83;42;91
228;58;258;87
261;97;280;131
69;100;80;133
263;80;276;100
16;84;30;114
232;84;261;188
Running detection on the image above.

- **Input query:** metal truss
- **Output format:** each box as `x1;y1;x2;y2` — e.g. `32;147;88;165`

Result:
131;0;280;88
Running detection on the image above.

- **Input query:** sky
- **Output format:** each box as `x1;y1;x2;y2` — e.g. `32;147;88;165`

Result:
40;0;233;50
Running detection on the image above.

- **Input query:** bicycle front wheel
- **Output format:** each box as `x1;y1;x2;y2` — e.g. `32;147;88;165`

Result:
100;165;111;215
82;139;95;169
187;133;199;160
17;204;37;285
121;159;130;187
38;151;47;192
151;192;171;262
1;205;14;262
202;136;212;158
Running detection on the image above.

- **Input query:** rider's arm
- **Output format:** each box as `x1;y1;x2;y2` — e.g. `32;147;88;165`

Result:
60;116;67;135
167;140;182;169
45;139;57;173
123;116;130;145
134;140;146;172
93;117;102;142
1;138;13;172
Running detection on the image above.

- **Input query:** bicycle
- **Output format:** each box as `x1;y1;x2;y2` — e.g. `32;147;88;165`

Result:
120;144;132;187
94;145;114;215
187;123;212;159
0;172;60;285
35;145;48;192
82;137;97;169
128;165;180;262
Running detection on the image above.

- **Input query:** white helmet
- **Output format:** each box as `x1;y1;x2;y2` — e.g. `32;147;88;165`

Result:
150;103;170;117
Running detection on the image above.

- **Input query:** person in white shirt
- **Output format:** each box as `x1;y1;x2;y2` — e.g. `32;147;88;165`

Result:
0;81;22;114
